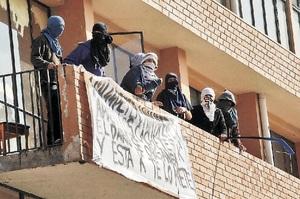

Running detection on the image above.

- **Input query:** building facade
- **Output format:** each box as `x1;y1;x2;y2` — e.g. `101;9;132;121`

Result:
0;0;299;198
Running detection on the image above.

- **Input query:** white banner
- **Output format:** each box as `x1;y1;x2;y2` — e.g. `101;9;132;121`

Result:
84;72;197;199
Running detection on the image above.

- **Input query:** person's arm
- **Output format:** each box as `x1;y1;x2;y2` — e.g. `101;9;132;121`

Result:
121;67;143;96
63;44;87;66
217;109;228;142
31;36;52;69
143;78;162;91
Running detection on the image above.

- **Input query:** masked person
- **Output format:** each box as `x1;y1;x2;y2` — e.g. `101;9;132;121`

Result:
121;52;162;101
64;22;112;76
31;16;65;145
156;73;192;120
129;52;145;69
190;87;227;141
217;90;246;151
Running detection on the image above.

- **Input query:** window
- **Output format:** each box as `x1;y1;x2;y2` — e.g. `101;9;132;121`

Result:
106;32;144;84
271;130;299;178
241;0;253;25
265;0;278;41
189;87;201;106
292;0;300;56
276;0;290;49
252;0;266;33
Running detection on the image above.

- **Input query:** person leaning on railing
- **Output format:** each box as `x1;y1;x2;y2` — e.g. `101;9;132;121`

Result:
63;22;113;77
190;87;227;142
216;90;246;151
156;73;192;121
31;15;64;145
120;52;162;102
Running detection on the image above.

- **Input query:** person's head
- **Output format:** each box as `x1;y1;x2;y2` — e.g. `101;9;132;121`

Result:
142;52;158;71
46;16;65;38
217;90;236;111
200;87;215;108
130;53;145;68
92;22;113;44
165;73;179;89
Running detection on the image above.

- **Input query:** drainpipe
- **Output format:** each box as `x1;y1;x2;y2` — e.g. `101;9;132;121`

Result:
258;94;274;165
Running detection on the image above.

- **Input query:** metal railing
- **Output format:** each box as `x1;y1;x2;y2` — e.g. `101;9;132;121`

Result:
0;68;63;155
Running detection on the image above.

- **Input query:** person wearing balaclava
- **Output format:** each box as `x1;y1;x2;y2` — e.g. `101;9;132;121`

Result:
156;73;192;120
31;15;65;145
64;22;113;76
129;52;145;69
121;52;162;101
190;87;227;140
217;90;246;151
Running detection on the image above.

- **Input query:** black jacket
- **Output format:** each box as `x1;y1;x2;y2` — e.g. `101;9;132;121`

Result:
190;105;227;137
156;89;192;118
31;35;61;84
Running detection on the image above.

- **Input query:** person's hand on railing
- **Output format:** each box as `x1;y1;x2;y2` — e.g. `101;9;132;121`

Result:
237;140;247;152
47;62;58;69
219;134;227;143
134;84;145;95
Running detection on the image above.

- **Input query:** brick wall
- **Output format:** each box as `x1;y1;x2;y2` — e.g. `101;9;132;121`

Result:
72;69;300;199
143;0;300;98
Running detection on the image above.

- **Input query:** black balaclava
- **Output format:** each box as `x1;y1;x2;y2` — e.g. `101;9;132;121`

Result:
91;22;113;67
165;73;179;90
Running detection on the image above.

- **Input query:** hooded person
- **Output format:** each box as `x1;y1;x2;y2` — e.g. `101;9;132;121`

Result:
129;52;145;68
190;87;227;140
64;22;113;76
217;90;246;151
121;52;162;101
156;73;192;120
31;15;65;145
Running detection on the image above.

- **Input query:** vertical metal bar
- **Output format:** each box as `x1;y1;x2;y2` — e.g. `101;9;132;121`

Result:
6;0;20;124
285;0;296;52
3;77;8;155
47;70;54;145
112;46;119;83
273;0;282;43
29;72;37;148
140;32;145;53
250;0;256;26
54;68;63;144
262;0;269;35
20;73;28;151
238;0;243;18
35;70;45;148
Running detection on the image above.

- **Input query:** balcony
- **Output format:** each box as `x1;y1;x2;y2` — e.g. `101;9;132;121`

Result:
0;65;299;199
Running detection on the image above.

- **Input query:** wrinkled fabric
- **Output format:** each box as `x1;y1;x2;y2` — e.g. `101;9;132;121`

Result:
217;98;240;146
121;65;161;101
90;22;112;67
130;53;145;68
141;65;158;81
63;41;105;76
200;87;216;122
31;34;61;84
190;105;227;137
142;52;158;69
42;16;64;57
91;33;111;67
157;73;192;117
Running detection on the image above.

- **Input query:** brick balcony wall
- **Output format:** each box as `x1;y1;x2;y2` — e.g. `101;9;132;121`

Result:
143;0;300;97
72;69;300;199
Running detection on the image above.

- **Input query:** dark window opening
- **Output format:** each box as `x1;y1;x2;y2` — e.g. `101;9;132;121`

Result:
271;130;299;178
